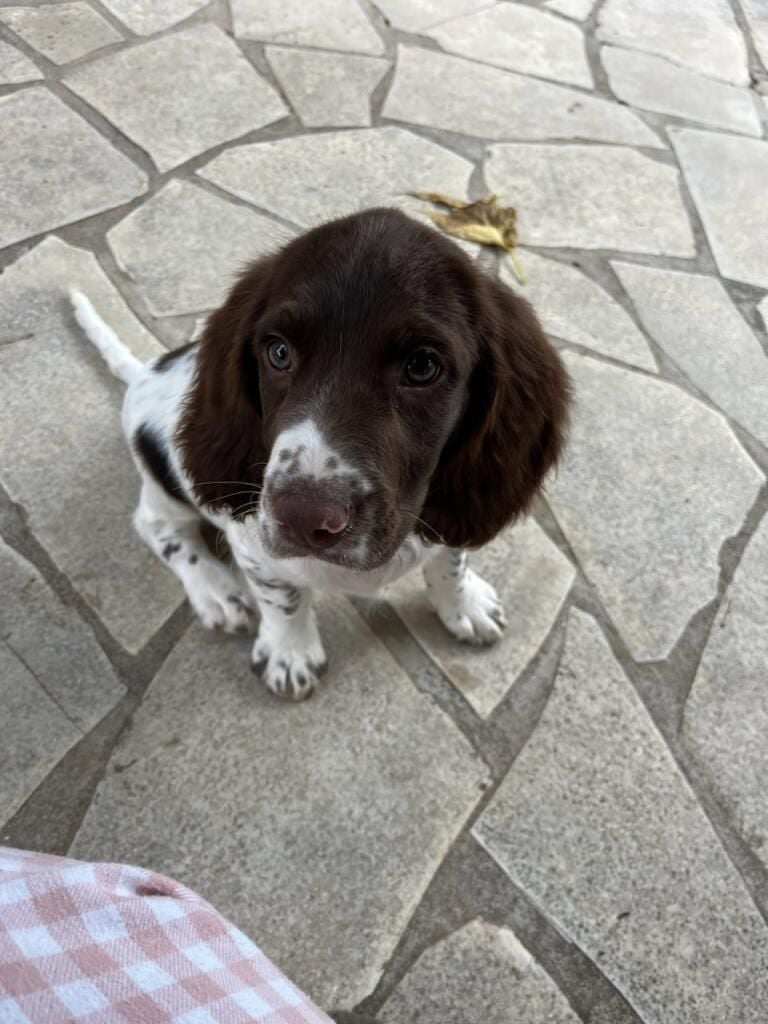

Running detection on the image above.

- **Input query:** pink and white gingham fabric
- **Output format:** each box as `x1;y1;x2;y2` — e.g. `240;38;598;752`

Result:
0;847;333;1024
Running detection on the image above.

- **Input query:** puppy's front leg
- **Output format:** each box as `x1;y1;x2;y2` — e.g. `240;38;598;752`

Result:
425;548;507;646
247;577;327;701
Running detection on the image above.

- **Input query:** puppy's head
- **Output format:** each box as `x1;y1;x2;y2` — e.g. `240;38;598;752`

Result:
180;208;569;568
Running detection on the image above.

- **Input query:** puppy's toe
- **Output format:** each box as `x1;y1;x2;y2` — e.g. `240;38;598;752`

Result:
251;641;325;703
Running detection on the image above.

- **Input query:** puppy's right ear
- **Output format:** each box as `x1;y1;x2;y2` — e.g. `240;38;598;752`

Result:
177;257;274;512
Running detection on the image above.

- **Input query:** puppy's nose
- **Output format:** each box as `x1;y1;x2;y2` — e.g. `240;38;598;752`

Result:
272;493;350;550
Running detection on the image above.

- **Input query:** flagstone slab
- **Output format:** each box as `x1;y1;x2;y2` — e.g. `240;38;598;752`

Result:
98;0;208;35
484;143;694;256
429;3;593;88
373;0;487;32
0;3;122;64
672;129;768;290
475;609;768;1024
0;539;125;824
741;0;768;68
231;0;384;55
199;126;473;229
0;38;43;82
384;46;660;147
64;26;288;172
71;600;488;1009
0;88;146;249
614;262;768;449
503;251;657;370
107;179;293;317
602;46;761;136
379;920;581;1024
0;237;181;654
266;47;388;127
546;352;763;660
683;516;768;871
597;0;749;85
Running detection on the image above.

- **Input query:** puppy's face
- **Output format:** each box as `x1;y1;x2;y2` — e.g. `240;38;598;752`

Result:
181;209;569;569
253;215;478;568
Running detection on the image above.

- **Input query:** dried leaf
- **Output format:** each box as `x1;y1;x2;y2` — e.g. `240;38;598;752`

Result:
408;191;526;283
424;211;507;249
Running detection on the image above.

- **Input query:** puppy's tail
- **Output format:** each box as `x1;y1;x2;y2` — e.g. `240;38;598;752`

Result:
69;290;143;385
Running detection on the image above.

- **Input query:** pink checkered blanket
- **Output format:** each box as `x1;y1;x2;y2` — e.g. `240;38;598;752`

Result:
0;847;333;1023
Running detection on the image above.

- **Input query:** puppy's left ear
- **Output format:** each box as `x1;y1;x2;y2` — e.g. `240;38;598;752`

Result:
421;275;571;549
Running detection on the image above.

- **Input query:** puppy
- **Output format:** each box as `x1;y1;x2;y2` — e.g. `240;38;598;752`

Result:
72;208;569;701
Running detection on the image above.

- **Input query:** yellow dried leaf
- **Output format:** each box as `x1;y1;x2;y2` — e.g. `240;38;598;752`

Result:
408;191;526;283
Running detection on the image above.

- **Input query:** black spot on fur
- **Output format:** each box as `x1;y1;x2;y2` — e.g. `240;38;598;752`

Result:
134;425;190;506
188;554;198;565
162;540;181;560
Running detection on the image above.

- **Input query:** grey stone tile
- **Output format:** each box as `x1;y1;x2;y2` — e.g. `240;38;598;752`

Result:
199;126;473;229
0;538;124;733
429;3;593;88
231;0;384;55
475;609;768;1024
383;46;660;148
597;0;749;86
741;0;768;69
544;0;595;20
547;352;763;661
0;236;182;654
98;0;208;35
671;129;768;290
373;0;488;32
0;3;122;65
71;599;488;1009
64;25;288;173
108;179;294;317
266;47;388;127
683;516;768;868
387;519;574;718
0;643;82;825
484;144;695;256
0;87;145;249
0;38;42;82
602;46;761;136
378;919;580;1024
502;251;657;371
614;262;768;449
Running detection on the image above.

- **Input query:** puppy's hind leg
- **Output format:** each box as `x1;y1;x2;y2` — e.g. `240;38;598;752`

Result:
135;477;254;633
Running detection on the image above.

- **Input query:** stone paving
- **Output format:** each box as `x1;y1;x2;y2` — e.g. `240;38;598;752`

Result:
1;1;767;1021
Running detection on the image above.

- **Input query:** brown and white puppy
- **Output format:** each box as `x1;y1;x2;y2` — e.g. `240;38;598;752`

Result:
72;208;570;701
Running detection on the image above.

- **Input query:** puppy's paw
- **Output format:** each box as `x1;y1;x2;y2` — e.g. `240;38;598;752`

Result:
187;562;254;634
250;624;327;702
431;569;506;646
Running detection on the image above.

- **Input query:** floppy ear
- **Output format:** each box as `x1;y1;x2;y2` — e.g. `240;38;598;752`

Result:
420;275;570;549
177;258;274;513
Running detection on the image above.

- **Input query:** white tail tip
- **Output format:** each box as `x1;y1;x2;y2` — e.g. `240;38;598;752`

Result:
69;289;142;385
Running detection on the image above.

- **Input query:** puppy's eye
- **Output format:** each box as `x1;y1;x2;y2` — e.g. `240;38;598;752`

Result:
266;337;292;371
403;348;441;387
